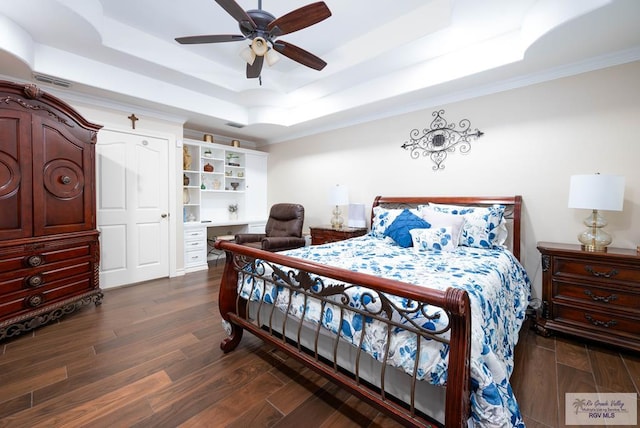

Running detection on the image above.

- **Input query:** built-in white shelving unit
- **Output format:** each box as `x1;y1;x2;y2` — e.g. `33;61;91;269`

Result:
182;138;268;271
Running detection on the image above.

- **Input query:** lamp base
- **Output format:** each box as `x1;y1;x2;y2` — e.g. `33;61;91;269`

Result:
577;209;612;252
580;244;608;253
330;206;344;229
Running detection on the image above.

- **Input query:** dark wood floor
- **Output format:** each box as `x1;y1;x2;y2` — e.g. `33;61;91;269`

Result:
1;264;638;427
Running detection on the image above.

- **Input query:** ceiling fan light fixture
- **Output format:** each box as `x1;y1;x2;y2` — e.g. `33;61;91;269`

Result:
251;37;268;56
239;46;256;65
265;49;280;66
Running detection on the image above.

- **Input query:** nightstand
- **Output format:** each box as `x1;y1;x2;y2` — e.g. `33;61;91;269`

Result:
309;226;367;245
536;242;640;352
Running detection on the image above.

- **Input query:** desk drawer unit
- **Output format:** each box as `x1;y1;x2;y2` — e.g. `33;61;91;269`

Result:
184;227;207;270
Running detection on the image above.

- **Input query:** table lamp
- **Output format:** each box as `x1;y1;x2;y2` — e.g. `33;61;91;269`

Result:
329;184;349;229
568;173;625;252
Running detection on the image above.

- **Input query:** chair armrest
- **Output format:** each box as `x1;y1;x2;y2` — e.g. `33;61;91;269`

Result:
261;236;306;252
235;233;266;244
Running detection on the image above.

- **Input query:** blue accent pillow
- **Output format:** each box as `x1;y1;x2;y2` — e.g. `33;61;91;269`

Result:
383;209;430;247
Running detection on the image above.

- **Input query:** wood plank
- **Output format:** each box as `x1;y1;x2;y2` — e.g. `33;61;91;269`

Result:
318;393;380;427
3;371;172;427
0;393;32;419
33;349;186;406
512;342;558;426
556;363;596;428
267;367;330;415
221;400;283;428
0;366;67;404
621;351;640;393
588;345;637;393
555;336;590;372
95;304;214;354
86;398;155;428
274;381;352;427
179;371;284;427
130;346;276;426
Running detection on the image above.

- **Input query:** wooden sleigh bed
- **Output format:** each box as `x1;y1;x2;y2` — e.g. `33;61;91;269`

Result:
215;196;529;427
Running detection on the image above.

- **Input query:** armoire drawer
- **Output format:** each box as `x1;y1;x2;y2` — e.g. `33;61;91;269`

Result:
0;241;94;273
0;259;92;294
0;274;95;321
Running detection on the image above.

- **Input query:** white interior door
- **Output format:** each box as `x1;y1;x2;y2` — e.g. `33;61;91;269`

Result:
96;130;170;288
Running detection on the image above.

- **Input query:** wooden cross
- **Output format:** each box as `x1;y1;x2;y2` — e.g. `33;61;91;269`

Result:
128;114;139;129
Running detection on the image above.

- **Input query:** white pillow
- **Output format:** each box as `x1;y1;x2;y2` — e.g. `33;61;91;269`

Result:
410;227;458;252
418;206;465;245
427;203;506;249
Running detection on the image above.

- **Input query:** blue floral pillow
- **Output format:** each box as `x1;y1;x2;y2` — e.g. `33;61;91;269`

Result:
371;206;420;238
383;209;430;247
410;227;457;251
428;203;506;249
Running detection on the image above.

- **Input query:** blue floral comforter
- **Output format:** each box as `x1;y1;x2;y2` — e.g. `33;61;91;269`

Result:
238;235;531;427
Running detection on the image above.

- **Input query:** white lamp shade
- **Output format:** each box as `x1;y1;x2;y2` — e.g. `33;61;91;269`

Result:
265;49;280;66
329;185;349;206
347;203;366;228
568;174;625;211
239;46;256;65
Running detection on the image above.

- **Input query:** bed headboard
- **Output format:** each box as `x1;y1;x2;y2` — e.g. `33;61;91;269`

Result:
371;196;522;261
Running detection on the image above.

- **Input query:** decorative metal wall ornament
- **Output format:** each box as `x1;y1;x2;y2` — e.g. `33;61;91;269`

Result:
401;109;484;171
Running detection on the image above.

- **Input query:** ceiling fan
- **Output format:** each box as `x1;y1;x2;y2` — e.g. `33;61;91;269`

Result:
175;0;332;79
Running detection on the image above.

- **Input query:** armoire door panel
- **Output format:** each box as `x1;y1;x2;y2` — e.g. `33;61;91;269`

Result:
31;116;94;236
0;111;32;240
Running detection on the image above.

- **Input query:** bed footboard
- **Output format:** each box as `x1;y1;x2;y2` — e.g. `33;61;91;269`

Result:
215;240;471;428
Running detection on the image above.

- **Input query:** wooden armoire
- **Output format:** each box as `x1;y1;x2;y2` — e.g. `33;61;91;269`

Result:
0;80;103;340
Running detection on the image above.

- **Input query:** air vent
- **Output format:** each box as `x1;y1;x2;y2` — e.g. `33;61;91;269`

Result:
33;74;72;88
225;122;245;128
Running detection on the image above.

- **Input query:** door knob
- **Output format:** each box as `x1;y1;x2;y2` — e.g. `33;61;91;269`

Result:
161;213;168;218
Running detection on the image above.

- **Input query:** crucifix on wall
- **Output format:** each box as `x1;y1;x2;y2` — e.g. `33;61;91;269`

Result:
127;113;139;129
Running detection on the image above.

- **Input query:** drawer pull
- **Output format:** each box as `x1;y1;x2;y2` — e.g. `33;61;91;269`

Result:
27;255;44;267
26;275;44;287
584;265;618;278
583;289;617;303
584;314;617;328
26;294;45;308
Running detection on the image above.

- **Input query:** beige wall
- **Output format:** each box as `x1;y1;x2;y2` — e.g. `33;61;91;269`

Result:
266;60;640;299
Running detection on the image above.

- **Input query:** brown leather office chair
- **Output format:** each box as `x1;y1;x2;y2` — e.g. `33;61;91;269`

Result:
235;203;305;251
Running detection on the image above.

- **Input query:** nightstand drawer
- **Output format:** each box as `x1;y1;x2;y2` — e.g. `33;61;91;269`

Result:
554;304;640;337
553;257;640;284
552;279;640;313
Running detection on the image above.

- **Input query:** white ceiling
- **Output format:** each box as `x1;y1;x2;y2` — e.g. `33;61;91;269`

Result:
1;0;639;145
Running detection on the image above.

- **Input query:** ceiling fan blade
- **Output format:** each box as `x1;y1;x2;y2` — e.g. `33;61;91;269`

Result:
246;55;264;79
215;0;257;29
267;2;331;37
273;40;327;70
175;34;245;44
